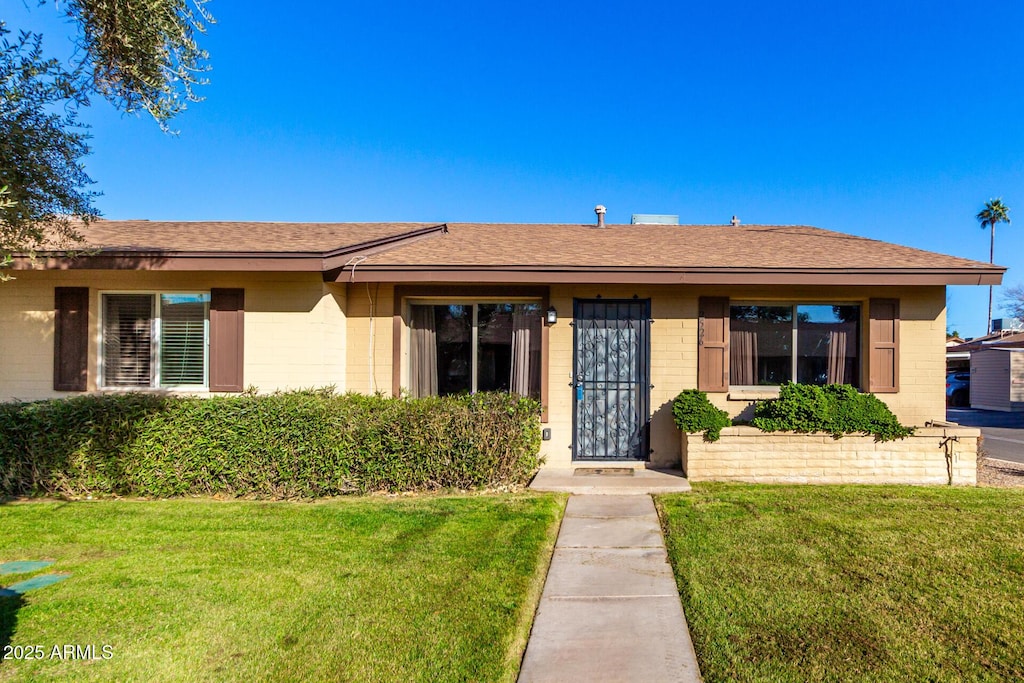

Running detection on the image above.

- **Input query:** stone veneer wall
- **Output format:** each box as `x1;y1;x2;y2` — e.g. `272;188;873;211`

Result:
683;426;980;485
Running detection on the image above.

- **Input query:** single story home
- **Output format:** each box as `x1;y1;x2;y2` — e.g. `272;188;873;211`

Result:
0;212;1004;471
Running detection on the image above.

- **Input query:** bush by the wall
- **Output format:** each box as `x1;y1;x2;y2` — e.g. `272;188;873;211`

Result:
672;389;732;442
751;383;914;442
0;390;542;498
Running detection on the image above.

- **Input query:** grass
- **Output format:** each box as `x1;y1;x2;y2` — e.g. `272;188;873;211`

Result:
0;494;564;682
658;484;1024;683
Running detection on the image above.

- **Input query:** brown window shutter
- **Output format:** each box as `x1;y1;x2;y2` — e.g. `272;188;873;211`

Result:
210;288;244;392
869;298;899;393
698;297;729;392
53;287;89;391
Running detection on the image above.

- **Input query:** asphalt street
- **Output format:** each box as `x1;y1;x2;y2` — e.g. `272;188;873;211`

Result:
946;409;1024;465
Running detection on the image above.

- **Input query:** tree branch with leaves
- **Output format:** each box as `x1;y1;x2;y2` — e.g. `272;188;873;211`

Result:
62;0;214;128
0;28;98;275
0;1;213;278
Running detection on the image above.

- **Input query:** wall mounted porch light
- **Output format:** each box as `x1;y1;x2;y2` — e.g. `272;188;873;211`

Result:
546;307;558;325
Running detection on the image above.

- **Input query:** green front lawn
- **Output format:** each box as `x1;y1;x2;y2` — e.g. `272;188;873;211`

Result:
658;485;1024;682
0;494;563;682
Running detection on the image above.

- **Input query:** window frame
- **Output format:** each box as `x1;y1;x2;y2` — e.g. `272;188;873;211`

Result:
728;301;862;391
98;291;211;390
393;285;551;423
405;297;543;396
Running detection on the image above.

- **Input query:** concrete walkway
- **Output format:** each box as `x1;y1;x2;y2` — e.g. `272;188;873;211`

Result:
518;494;702;682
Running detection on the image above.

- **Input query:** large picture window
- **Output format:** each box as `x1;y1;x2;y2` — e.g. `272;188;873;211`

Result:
102;293;210;388
409;302;542;398
730;304;860;387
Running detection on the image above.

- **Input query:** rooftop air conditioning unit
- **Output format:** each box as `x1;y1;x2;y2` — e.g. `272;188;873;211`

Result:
631;214;679;225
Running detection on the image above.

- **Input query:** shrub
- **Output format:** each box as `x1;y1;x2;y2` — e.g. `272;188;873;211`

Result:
672;389;732;442
751;383;914;442
0;390;542;498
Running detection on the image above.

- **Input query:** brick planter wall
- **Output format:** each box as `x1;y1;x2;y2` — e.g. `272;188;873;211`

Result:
682;426;980;485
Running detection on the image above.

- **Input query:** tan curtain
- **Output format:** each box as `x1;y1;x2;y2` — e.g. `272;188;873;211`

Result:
410;306;438;397
827;330;848;384
730;330;758;385
510;305;541;396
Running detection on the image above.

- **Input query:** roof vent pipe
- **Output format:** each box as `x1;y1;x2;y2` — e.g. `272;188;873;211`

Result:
730;215;741;226
595;205;607;228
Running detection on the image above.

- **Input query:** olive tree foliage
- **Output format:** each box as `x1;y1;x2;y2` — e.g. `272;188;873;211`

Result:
61;0;214;126
0;28;97;278
0;1;213;278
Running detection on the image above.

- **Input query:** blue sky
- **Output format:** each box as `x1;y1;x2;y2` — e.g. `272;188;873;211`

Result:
7;1;1024;337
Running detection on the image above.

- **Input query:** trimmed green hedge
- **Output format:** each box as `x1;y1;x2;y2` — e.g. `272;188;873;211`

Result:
672;389;732;442
0;390;542;498
751;383;914;442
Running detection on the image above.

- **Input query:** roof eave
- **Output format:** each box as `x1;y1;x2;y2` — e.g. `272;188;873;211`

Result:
336;266;1005;286
12;253;325;272
11;223;449;273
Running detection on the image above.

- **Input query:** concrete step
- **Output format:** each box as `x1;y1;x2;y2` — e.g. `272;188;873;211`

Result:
529;467;692;495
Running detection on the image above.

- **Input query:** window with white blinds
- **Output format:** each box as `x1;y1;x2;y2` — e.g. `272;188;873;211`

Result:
158;295;209;387
101;293;210;388
103;295;154;386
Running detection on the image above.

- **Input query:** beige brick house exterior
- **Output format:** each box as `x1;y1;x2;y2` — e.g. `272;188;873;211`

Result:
1;219;1003;475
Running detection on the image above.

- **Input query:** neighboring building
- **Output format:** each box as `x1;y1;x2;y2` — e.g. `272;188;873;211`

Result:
946;331;1024;409
0;217;1005;469
947;330;1024;359
970;348;1024;412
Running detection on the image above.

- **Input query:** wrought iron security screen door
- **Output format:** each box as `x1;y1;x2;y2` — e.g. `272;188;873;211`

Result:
572;299;651;461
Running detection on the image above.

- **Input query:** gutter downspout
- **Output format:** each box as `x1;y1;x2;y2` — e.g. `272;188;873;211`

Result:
342;256;376;393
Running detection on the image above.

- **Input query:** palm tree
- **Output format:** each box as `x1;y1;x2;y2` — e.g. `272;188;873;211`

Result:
976;198;1011;334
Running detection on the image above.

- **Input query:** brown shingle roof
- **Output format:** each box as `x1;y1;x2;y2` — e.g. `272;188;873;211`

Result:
359;222;995;271
948;331;1024;352
77;220;438;253
28;219;1003;285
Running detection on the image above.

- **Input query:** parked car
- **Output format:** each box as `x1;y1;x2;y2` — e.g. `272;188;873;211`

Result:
946;372;971;407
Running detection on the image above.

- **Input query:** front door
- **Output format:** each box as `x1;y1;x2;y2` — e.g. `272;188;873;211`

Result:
572;299;651;461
